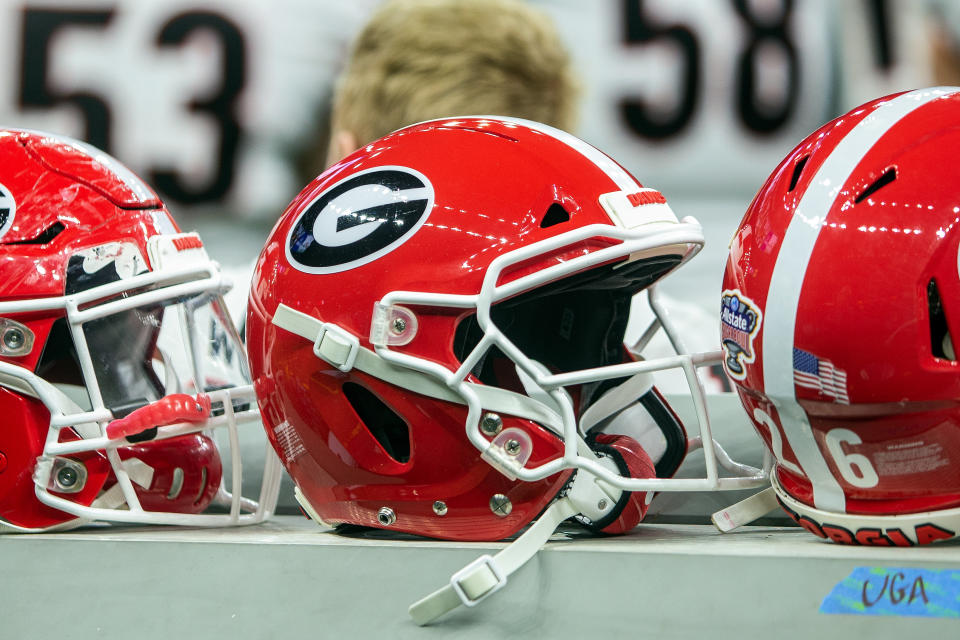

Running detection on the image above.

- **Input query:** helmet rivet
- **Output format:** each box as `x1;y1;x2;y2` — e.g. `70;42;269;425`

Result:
505;439;521;456
489;493;512;517
3;327;24;350
597;499;608;511
432;500;448;516
56;466;79;489
480;412;503;436
0;452;6;474
392;318;407;333
377;506;396;526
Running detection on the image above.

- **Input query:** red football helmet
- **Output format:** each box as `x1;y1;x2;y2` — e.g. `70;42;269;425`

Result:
722;86;960;545
0;129;281;532
248;117;764;622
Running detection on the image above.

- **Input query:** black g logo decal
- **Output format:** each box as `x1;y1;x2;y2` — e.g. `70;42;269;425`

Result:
285;166;434;274
0;183;16;240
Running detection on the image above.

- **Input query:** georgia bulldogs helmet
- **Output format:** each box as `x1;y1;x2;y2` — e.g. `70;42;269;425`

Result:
723;87;960;546
247;116;765;623
0;129;281;531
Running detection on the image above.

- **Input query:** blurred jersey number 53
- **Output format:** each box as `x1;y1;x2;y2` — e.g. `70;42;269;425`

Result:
0;0;931;215
0;1;376;218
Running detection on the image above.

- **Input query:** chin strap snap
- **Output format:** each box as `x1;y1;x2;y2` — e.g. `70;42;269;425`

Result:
408;496;578;626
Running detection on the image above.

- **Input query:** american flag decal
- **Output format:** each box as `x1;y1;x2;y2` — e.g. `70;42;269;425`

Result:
793;348;849;404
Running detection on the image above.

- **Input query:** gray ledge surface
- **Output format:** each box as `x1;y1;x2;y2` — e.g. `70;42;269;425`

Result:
3;516;960;639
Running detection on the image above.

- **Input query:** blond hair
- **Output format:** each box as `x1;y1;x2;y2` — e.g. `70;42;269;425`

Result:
331;0;579;145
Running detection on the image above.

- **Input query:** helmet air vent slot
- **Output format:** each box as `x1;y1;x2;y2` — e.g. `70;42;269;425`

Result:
342;382;410;463
787;155;809;192
855;167;897;204
191;467;208;507
540;203;570;228
2;221;65;245
928;279;955;361
167;467;184;500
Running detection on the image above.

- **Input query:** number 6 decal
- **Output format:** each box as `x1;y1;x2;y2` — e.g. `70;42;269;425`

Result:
824;428;879;488
754;407;879;489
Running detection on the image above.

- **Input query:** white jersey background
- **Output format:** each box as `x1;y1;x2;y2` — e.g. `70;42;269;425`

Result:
0;0;939;219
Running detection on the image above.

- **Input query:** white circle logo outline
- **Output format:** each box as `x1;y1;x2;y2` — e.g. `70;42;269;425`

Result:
0;182;16;240
285;165;435;275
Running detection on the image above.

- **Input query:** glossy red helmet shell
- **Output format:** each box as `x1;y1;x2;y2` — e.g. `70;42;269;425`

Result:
0;129;277;531
249;117;753;542
724;87;960;545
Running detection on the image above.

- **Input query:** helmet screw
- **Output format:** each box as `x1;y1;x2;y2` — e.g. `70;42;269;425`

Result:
432;500;448;516
377;506;397;527
597;499;608;511
480;412;503;436
489;493;512;517
505;439;521;456
3;327;24;351
56;466;79;489
0;451;6;474
392;318;407;334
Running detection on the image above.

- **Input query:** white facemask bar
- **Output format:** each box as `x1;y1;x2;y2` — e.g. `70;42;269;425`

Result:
272;217;769;624
0;263;282;530
373;220;766;493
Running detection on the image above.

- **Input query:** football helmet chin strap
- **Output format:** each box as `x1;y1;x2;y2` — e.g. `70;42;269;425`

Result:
273;302;765;624
409;494;580;624
711;487;779;532
408;443;644;625
408;371;668;624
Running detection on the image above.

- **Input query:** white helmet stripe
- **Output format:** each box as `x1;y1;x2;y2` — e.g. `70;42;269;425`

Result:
762;87;960;513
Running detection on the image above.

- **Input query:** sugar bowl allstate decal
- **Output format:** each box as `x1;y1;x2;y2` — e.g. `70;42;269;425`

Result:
721;290;763;380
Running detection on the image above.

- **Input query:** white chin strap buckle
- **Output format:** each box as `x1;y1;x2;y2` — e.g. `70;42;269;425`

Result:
450;555;507;607
312;322;360;372
409;497;578;625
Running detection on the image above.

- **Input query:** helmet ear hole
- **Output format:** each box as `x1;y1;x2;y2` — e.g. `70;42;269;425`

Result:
342;382;410;463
